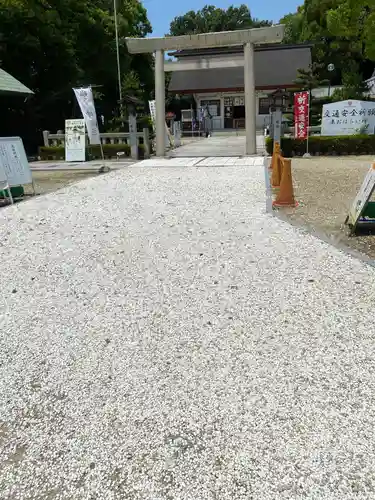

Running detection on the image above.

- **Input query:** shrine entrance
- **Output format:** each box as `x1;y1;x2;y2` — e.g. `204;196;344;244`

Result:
126;26;284;156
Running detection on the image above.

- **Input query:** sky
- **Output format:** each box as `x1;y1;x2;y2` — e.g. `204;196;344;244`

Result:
142;0;301;38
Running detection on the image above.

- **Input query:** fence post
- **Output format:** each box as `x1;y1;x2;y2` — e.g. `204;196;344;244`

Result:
43;130;49;147
173;121;181;147
128;113;138;160
143;128;150;158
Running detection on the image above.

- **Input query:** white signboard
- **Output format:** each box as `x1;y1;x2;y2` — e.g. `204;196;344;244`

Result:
65;119;85;162
73;87;101;145
321;100;375;136
0;137;32;186
348;163;375;227
148;100;172;147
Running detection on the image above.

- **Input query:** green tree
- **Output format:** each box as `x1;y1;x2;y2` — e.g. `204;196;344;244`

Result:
0;0;153;152
279;0;375;86
293;63;329;126
169;4;272;36
295;64;329;91
280;8;304;44
330;62;370;101
326;0;375;60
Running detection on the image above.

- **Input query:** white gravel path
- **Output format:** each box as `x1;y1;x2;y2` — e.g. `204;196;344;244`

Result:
1;161;375;499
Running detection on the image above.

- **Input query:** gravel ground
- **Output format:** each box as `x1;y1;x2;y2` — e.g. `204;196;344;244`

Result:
0;171;99;209
1;162;375;499
280;156;375;259
29;170;100;194
30;170;99;196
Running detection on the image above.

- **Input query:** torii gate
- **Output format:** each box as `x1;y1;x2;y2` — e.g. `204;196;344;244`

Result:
126;25;284;157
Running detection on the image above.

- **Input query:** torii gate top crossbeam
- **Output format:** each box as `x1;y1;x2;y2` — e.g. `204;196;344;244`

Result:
126;25;284;54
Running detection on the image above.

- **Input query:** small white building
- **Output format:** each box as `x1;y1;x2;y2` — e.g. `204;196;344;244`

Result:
168;43;312;130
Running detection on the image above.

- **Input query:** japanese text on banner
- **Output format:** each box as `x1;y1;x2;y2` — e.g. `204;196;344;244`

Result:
73;87;101;145
294;91;309;140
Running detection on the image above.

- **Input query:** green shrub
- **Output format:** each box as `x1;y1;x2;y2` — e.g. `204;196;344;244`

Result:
265;135;375;157
38;143;147;161
105;115;152;133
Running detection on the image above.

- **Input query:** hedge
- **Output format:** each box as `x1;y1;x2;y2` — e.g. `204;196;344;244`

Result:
38;143;146;161
265;135;375;157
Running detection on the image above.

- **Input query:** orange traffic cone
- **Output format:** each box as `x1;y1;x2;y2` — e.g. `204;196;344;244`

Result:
271;153;283;188
273;158;298;208
269;142;281;169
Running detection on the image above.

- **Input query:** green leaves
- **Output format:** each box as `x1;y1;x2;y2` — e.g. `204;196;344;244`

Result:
363;11;375;59
0;0;153;152
280;0;375;104
168;4;272;36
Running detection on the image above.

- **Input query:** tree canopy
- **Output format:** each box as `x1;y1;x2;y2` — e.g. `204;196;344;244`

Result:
0;0;153;152
4;0;375;151
280;0;375;97
166;4;273;115
169;4;272;36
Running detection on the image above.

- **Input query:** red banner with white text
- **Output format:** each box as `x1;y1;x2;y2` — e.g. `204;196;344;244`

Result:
294;91;309;140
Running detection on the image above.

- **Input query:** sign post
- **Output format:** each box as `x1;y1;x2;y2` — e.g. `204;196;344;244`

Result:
65;119;85;162
268;89;286;161
294;91;310;155
272;108;282;147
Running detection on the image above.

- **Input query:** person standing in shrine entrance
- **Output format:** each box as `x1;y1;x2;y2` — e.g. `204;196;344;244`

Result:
203;104;213;138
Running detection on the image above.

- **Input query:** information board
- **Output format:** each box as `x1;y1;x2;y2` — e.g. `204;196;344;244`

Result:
347;163;375;229
0;137;32;186
65;119;85;161
321;100;375;136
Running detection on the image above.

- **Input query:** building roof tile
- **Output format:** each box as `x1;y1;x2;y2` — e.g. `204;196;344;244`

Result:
0;68;33;95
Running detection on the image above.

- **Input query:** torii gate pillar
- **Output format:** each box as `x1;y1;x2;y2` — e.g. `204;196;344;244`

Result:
126;26;284;157
154;49;166;156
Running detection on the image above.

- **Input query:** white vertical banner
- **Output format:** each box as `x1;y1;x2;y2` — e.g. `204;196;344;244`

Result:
65;119;85;161
73;87;101;145
148;99;156;130
148;100;173;148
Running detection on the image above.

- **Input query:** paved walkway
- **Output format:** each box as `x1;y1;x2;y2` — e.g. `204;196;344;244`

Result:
1;158;375;499
171;134;266;157
137;156;265;167
30;159;135;171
